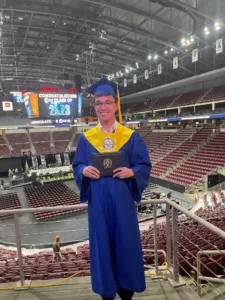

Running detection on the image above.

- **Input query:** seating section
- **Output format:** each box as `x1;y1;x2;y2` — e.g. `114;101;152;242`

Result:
199;85;225;103
150;127;195;167
71;134;81;148
33;142;54;155
24;182;85;221
141;203;225;278
172;90;204;107
152;96;176;110
0;202;225;283
30;132;51;142
30;132;53;155
126;85;225;112
0;145;11;158
144;131;174;152
54;141;68;153
0;193;21;218
52;130;74;153
0;245;90;282
151;127;211;177
52;130;74;141
165;132;225;186
0;135;11;158
6;133;30;157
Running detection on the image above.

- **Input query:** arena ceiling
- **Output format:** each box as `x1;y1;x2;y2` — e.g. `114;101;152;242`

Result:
0;0;225;96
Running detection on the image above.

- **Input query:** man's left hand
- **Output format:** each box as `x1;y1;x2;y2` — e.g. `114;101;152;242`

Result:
113;167;134;179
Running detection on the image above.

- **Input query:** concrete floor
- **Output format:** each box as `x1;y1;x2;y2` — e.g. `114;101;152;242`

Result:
0;181;89;248
0;276;198;300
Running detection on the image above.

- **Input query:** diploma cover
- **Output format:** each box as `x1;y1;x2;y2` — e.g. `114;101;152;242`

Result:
92;152;123;177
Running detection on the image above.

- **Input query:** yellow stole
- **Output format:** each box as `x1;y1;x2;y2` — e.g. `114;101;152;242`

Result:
84;123;134;153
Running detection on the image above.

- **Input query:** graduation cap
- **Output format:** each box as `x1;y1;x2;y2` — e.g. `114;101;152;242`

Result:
86;77;123;122
86;77;124;97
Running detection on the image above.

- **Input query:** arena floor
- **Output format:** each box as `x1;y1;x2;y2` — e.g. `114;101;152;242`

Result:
0;180;194;248
0;181;89;248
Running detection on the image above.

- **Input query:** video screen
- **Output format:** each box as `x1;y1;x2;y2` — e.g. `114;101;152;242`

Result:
10;91;23;102
38;93;77;119
77;93;83;117
24;93;40;118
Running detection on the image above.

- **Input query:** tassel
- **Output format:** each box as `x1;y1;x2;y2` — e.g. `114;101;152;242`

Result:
116;82;123;123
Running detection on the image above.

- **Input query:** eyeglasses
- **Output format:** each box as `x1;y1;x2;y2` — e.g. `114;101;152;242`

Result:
94;101;115;107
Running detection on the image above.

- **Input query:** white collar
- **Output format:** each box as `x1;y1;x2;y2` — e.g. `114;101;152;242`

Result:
98;120;118;133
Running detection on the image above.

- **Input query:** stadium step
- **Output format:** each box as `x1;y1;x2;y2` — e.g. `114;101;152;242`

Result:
0;276;197;299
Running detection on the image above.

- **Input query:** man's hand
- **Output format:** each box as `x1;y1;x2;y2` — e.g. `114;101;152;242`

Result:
83;166;100;179
113;167;134;179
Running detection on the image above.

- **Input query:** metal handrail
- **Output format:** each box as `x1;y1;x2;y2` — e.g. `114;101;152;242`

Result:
0;199;224;240
1;198;225;292
197;250;225;296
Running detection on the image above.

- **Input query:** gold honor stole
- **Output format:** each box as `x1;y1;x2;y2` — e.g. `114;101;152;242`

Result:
84;124;134;153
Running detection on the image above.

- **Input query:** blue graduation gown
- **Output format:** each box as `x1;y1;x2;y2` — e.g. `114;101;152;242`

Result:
73;130;151;298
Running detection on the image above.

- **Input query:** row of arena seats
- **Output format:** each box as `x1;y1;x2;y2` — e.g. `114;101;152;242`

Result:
0;246;90;282
151;127;212;177
0;193;21;218
24;182;86;221
121;84;225;113
1;202;225;282
0;129;76;157
142;203;225;279
165;131;225;185
136;125;225;186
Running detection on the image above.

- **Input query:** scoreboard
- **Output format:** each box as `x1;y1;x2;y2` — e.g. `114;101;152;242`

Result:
23;93;81;119
38;93;77;119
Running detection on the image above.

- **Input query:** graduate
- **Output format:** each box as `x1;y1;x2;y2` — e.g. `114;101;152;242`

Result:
73;78;151;300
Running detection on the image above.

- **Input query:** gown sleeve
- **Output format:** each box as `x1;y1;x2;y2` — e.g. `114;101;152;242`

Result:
129;131;151;203
72;134;91;203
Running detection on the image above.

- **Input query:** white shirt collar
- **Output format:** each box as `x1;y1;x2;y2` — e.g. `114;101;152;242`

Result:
98;120;118;133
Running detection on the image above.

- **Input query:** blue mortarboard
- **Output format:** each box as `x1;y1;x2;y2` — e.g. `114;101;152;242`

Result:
85;77;124;97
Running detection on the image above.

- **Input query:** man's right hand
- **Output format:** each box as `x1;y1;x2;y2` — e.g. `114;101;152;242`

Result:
83;166;100;179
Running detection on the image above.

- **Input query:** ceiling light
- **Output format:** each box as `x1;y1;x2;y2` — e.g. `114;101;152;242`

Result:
171;47;174;51
190;36;194;42
164;50;168;55
181;38;185;43
52;20;55;24
18;17;23;21
4;16;10;19
116;72;120;77
136;62;139;68
154;54;158;60
63;22;67;25
204;27;208;32
125;67;129;73
148;55;152;60
205;30;210;35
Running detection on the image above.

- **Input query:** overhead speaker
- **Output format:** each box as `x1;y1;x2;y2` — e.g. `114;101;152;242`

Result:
75;75;82;92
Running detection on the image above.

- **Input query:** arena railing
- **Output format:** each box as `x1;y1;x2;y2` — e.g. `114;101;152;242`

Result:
0;199;225;299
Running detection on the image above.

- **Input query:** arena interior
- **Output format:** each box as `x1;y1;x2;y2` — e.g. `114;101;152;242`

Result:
0;0;225;299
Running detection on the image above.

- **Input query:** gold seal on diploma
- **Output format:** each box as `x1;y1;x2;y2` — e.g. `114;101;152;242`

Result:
103;158;112;169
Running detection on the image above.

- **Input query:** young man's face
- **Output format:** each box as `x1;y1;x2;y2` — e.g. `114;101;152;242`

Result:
94;95;117;122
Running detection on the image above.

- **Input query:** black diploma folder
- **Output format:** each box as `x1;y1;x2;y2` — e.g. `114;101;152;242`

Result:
92;152;123;177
